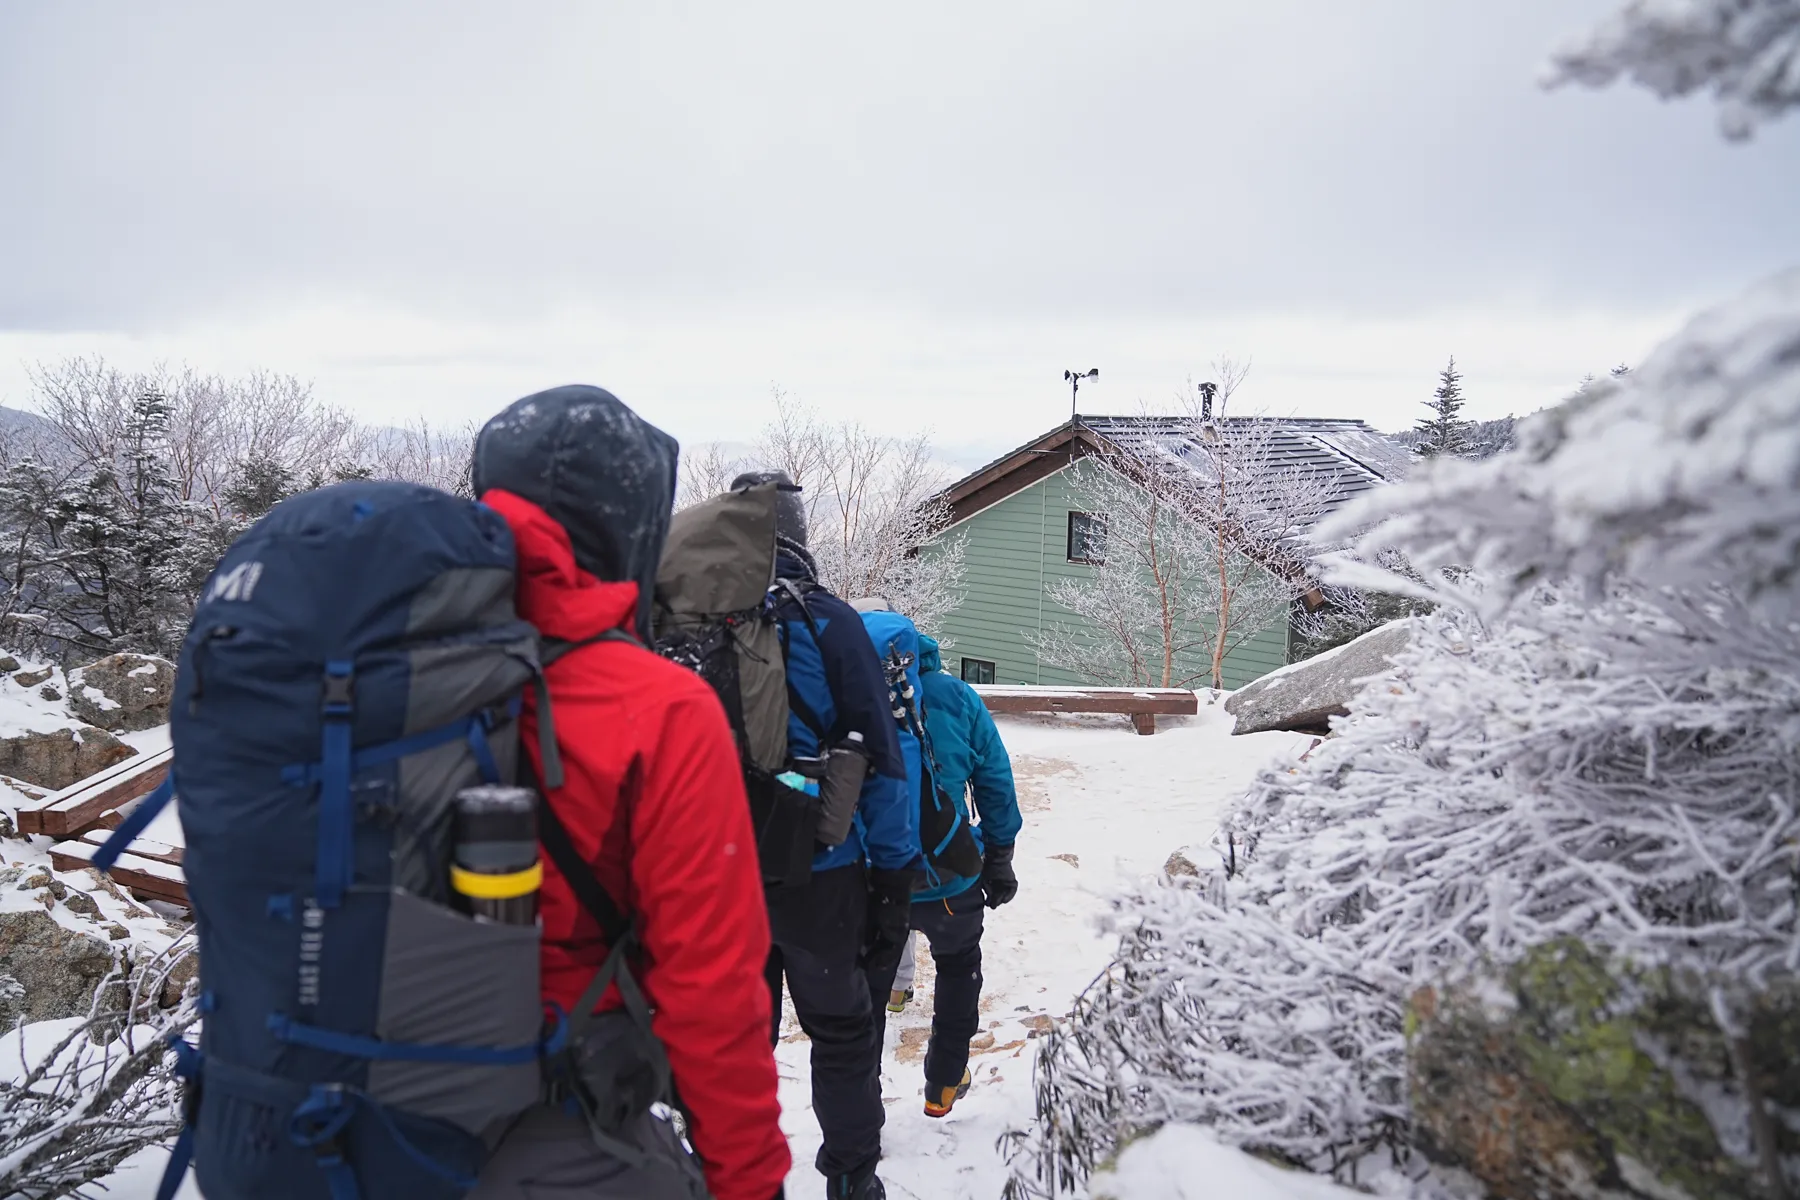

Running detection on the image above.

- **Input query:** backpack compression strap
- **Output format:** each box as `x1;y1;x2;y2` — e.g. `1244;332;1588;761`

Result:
526;715;677;1166
531;627;638;789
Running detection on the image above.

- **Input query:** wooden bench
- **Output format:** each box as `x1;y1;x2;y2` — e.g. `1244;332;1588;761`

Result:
15;747;172;837
49;827;188;906
972;686;1199;735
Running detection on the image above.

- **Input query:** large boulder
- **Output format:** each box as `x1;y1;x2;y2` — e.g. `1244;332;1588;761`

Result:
1408;940;1798;1200
0;725;136;790
1224;620;1412;735
0;908;124;1026
68;653;176;732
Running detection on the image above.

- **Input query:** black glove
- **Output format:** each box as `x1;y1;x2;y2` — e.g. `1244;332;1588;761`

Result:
981;842;1018;909
867;867;920;952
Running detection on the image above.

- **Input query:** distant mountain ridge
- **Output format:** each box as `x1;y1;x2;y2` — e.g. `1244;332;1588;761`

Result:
0;406;73;462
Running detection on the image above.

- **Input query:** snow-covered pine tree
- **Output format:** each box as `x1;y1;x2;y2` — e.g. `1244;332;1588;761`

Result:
1004;269;1800;1199
223;450;299;520
114;391;206;656
1412;358;1472;458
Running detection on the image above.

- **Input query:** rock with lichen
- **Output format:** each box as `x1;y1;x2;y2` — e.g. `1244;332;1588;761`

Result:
1408;939;1799;1199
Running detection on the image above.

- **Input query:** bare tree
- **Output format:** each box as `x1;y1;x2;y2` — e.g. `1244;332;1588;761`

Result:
675;441;747;511
744;389;967;635
1026;458;1228;688
25;357;353;514
1031;365;1366;690
348;418;480;497
752;386;831;528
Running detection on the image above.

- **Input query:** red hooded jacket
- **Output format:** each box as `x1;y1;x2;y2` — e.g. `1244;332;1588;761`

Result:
485;488;789;1200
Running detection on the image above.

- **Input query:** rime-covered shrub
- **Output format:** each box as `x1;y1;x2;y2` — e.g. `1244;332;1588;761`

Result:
1003;273;1800;1196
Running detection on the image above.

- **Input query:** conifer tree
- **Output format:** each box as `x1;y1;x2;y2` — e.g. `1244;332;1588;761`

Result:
224;451;298;520
1414;357;1473;458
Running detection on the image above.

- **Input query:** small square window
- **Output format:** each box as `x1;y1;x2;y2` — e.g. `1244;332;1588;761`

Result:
961;657;996;685
1067;511;1108;565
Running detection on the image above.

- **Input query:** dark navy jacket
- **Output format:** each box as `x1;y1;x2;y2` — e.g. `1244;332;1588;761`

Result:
773;554;919;873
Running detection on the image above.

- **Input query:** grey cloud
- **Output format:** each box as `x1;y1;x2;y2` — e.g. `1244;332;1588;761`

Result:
3;0;1797;339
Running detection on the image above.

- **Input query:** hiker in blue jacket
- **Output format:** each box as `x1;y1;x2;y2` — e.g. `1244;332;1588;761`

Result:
856;605;1021;1120
732;471;920;1200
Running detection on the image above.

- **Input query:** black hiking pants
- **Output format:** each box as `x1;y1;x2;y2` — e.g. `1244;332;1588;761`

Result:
868;884;986;1093
764;863;883;1179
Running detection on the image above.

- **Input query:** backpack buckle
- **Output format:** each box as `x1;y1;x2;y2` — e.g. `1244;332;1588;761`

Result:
320;666;355;715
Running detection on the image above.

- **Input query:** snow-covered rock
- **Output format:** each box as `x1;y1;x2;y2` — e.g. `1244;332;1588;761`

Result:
0;906;122;1026
68;654;176;733
1224;620;1412;735
0;725;136;791
0;655;143;789
1090;1124;1366;1199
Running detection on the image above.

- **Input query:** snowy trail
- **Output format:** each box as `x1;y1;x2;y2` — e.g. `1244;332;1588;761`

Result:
778;704;1315;1199
101;702;1316;1199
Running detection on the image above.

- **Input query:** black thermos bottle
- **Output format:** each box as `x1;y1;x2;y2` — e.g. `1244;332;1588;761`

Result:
450;785;541;925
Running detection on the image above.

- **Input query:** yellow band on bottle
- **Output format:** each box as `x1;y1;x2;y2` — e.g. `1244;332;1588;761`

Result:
450;861;543;901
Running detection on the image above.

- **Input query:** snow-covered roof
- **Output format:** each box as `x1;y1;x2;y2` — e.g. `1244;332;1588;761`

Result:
1078;415;1410;515
939;415;1409;527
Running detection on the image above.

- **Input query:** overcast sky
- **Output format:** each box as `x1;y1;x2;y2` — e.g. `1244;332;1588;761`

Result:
3;2;1796;468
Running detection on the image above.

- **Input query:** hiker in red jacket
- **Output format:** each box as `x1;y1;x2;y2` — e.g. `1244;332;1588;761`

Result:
469;386;790;1200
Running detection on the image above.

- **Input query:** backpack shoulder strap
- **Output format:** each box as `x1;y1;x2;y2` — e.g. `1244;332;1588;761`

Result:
532;777;632;950
773;608;832;744
543;626;639;667
771;578;823;640
531;627;639;789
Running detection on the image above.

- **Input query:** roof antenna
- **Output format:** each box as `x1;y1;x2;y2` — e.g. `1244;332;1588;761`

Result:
1064;368;1099;422
1199;380;1217;421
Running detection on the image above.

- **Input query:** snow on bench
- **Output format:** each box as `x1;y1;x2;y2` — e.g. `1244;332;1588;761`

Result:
15;746;172;837
973;686;1199;735
49;827;188;906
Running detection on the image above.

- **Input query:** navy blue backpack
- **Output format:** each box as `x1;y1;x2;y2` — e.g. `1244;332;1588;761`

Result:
95;481;654;1200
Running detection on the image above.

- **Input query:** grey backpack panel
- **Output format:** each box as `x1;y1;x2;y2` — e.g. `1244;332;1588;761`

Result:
658;485;778;615
732;618;790;775
654;485;790;774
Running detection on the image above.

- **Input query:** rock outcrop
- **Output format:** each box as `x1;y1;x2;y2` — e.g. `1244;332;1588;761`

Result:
1408;940;1798;1199
68;653;176;732
1224;620;1412;735
0;907;123;1026
0;726;136;791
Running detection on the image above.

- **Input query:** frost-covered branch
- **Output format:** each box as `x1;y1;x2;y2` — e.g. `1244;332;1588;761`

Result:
1547;0;1800;140
0;943;198;1198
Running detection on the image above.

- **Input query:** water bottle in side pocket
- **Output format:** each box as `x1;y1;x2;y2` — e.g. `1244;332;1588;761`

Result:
813;731;869;847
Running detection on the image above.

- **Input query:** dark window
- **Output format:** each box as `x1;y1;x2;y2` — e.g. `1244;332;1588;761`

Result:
1067;511;1108;565
961;657;996;685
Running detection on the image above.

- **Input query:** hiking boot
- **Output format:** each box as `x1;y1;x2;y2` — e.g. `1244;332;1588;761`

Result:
886;987;914;1014
825;1163;885;1199
924;1068;973;1118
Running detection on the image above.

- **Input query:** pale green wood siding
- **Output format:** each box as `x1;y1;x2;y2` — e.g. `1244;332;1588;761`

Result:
932;466;1290;689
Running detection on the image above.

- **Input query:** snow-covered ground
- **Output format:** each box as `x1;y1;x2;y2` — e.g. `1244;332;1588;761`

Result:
82;696;1346;1199
776;702;1339;1199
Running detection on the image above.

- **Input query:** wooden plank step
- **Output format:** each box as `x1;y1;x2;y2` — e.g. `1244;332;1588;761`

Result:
49;837;188;906
73;826;184;866
16;748;171;837
972;686;1198;735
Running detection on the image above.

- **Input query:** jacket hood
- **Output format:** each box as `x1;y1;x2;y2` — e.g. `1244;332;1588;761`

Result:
481;489;641;643
918;634;942;673
472;385;677;640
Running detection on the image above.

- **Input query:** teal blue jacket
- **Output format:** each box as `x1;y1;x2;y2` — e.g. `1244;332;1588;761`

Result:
915;635;1021;903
